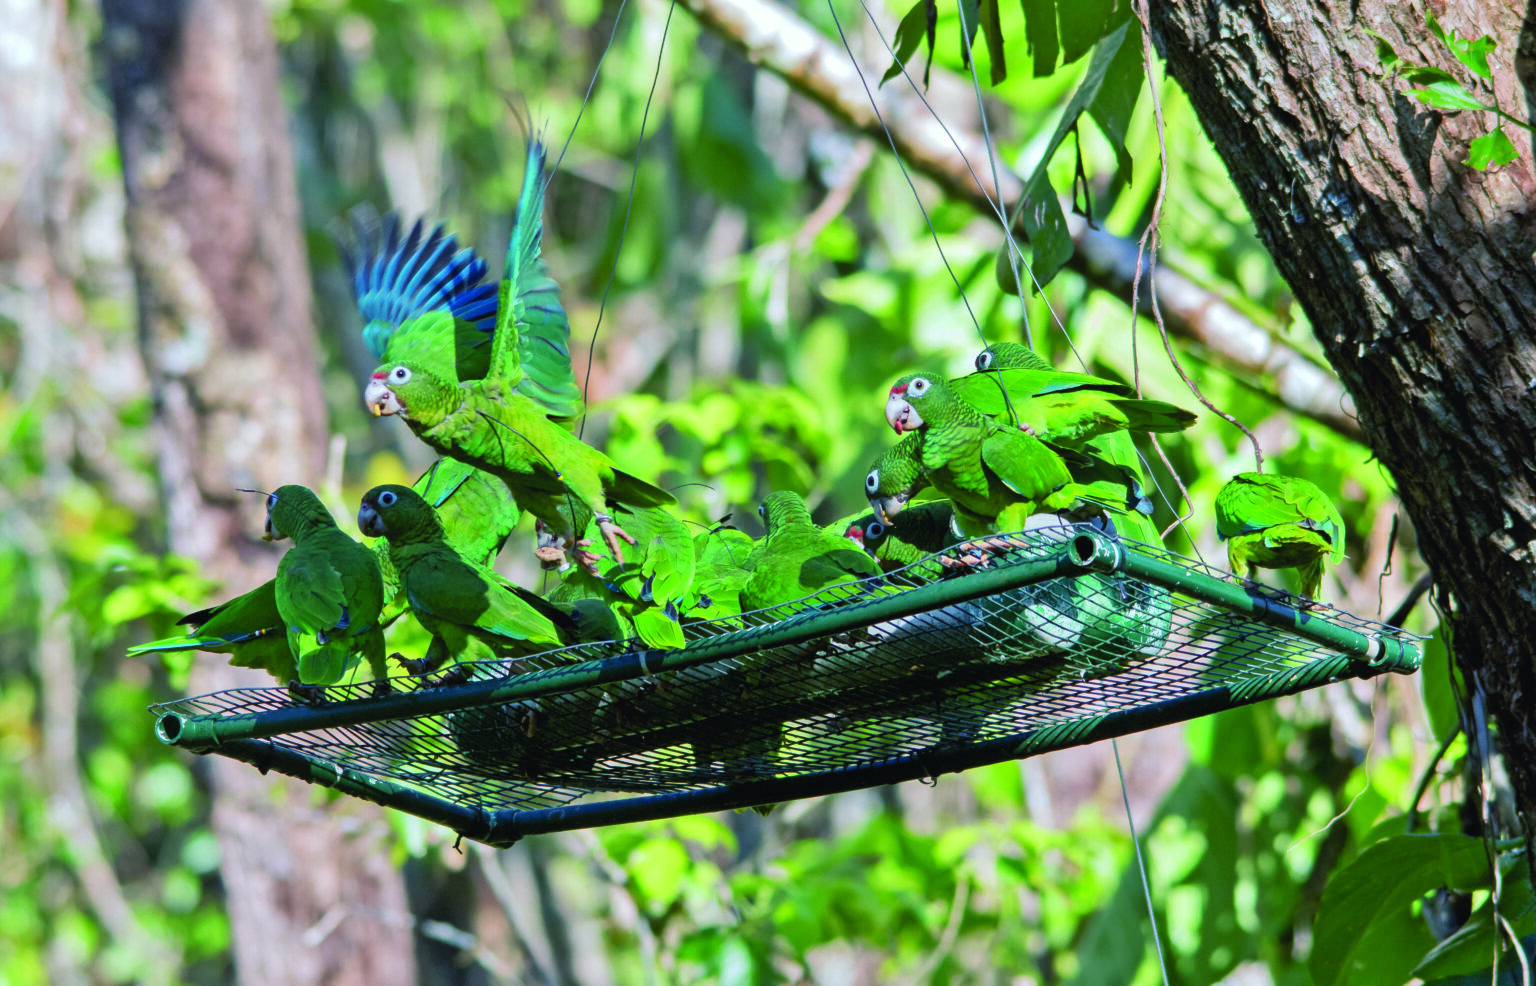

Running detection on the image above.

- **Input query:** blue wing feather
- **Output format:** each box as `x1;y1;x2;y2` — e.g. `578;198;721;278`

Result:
343;212;493;359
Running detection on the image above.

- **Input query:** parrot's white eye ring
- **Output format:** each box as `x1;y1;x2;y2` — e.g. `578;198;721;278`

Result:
266;493;278;509
757;503;766;519
866;521;885;539
865;469;880;494
391;366;412;383
909;377;930;395
379;491;398;507
975;351;993;371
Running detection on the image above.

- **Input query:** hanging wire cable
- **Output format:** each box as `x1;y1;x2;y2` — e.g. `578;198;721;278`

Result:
548;0;633;196
823;0;988;349
578;0;679;439
948;2;1032;345
1114;738;1171;986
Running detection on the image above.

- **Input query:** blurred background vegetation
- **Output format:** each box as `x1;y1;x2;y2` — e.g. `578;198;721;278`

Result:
1;0;1457;982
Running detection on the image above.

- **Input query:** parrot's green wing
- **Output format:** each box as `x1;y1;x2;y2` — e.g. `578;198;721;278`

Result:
276;546;349;636
977;426;1075;505
954;368;1196;444
487;139;583;426
405;546;565;650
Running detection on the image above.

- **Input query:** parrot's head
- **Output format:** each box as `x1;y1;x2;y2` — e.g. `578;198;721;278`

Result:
358;484;438;541
365;361;450;420
264;484;334;542
757;490;812;536
974;341;1049;373
864;463;917;526
842;516;887;559
885;373;943;434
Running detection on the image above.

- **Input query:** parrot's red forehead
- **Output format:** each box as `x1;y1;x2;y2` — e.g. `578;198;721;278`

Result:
844;523;863;539
371;370;387;380
890;382;908;396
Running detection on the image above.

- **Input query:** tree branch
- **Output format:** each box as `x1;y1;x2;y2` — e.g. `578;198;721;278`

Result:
675;0;1364;442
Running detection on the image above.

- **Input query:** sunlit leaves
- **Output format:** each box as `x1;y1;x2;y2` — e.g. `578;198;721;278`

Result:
1467;129;1519;170
997;18;1143;294
1310;834;1495;986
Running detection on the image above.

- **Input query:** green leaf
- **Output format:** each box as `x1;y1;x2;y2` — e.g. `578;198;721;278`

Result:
979;0;1006;85
1467;129;1520;170
1057;0;1125;66
1020;0;1059;77
1416;858;1535;980
1427;13;1496;80
1401;65;1463;87
1407;80;1493;113
628;838;691;911
1086;18;1145;183
997;19;1138;294
1420;622;1465;746
1367;29;1401;73
958;0;981;69
1310;833;1495;986
881;0;936;88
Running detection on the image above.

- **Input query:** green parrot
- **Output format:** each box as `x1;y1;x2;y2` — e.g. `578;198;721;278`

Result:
264;484;387;689
357;484;567;673
972;342;1167;549
740;491;883;611
362;141;674;575
126;579;294;683
343;186;526;585
839;499;957;571
955;345;1197;446
536;499;696;650
884;372;1120;540
1215;472;1346;601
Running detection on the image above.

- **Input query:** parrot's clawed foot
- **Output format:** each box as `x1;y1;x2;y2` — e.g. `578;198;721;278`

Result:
287;680;326;706
595;515;638;566
428;666;469;688
370;679;393;700
572;539;607;577
940;548;993;569
1301;599;1333;613
393;652;434;677
1016;422;1040;437
533;542;570;571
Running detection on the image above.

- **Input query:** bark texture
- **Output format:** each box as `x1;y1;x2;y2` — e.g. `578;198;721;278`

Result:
99;0;419;982
1151;0;1536;840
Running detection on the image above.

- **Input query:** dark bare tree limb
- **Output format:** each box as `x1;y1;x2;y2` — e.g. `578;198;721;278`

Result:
673;0;1363;441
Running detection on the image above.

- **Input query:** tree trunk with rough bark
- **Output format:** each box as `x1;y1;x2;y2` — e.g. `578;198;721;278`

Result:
99;1;419;982
1150;0;1536;846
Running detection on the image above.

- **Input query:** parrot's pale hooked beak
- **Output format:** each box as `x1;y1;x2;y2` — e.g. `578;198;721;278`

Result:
357;503;385;538
363;376;400;418
885;389;920;434
870;494;907;527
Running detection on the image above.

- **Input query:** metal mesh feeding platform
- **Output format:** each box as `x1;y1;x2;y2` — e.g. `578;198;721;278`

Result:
149;526;1421;846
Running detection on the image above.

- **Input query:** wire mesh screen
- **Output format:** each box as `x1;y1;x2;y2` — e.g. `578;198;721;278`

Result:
150;526;1420;841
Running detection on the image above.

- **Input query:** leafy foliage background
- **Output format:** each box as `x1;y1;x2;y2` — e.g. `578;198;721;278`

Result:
0;0;1477;982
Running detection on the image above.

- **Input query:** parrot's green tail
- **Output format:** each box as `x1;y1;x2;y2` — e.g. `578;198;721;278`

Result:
1108;399;1197;434
611;469;678;508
